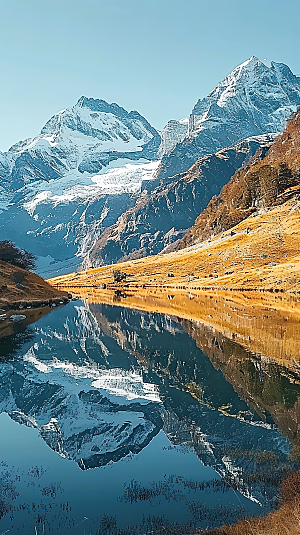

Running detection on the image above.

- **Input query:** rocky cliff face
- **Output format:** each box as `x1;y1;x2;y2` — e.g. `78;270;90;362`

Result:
156;57;300;181
178;109;300;249
89;135;275;266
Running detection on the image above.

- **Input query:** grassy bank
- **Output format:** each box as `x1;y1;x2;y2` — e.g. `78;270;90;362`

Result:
0;260;69;310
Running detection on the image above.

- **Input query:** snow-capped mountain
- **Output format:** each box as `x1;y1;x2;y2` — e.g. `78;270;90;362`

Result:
5;96;161;189
156;57;300;180
1;57;299;275
0;97;162;275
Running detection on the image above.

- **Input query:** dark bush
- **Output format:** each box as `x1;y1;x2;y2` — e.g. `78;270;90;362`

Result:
0;241;36;271
113;270;127;283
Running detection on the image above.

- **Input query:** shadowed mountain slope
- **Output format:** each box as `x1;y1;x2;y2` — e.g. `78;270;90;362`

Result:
178;109;300;250
88;135;274;267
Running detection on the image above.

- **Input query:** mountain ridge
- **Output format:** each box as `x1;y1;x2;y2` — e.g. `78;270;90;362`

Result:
50;112;300;295
156;56;300;181
1;57;299;277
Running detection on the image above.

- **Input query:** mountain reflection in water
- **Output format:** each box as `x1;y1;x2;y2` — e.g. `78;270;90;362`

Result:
0;292;300;534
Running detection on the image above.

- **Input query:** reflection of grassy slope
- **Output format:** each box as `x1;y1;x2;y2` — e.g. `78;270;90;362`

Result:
0;306;53;340
0;329;35;360
0;306;54;362
208;471;300;535
52;289;300;370
0;259;68;308
244;359;300;408
181;317;300;452
71;290;300;451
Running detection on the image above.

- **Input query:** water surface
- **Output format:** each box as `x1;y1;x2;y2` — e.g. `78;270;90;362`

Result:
0;298;299;534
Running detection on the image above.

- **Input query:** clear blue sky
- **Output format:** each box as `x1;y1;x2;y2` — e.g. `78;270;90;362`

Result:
0;0;299;151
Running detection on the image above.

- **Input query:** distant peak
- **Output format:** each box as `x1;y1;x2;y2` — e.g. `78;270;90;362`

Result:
76;96;86;107
76;96;110;108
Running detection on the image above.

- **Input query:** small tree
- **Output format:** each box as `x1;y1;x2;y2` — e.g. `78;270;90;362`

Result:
0;240;36;271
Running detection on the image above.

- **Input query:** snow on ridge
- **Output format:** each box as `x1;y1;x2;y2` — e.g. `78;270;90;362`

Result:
4;95;161;194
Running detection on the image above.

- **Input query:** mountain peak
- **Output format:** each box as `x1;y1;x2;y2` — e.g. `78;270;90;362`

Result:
220;56;299;91
237;55;261;67
75;96;128;117
156;58;300;181
191;56;300;119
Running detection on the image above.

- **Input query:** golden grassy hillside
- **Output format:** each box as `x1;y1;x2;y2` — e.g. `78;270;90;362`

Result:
204;470;300;535
0;260;69;309
49;194;300;295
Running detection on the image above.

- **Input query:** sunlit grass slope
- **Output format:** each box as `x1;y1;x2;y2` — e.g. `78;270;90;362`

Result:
49;195;300;295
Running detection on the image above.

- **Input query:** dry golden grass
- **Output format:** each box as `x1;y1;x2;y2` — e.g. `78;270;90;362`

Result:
49;196;300;295
192;472;300;535
210;471;300;535
0;260;68;309
216;502;300;535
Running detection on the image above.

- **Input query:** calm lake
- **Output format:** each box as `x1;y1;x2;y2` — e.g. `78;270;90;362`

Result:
0;297;300;534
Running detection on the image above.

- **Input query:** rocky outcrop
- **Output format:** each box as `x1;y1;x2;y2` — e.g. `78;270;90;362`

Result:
158;118;188;157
